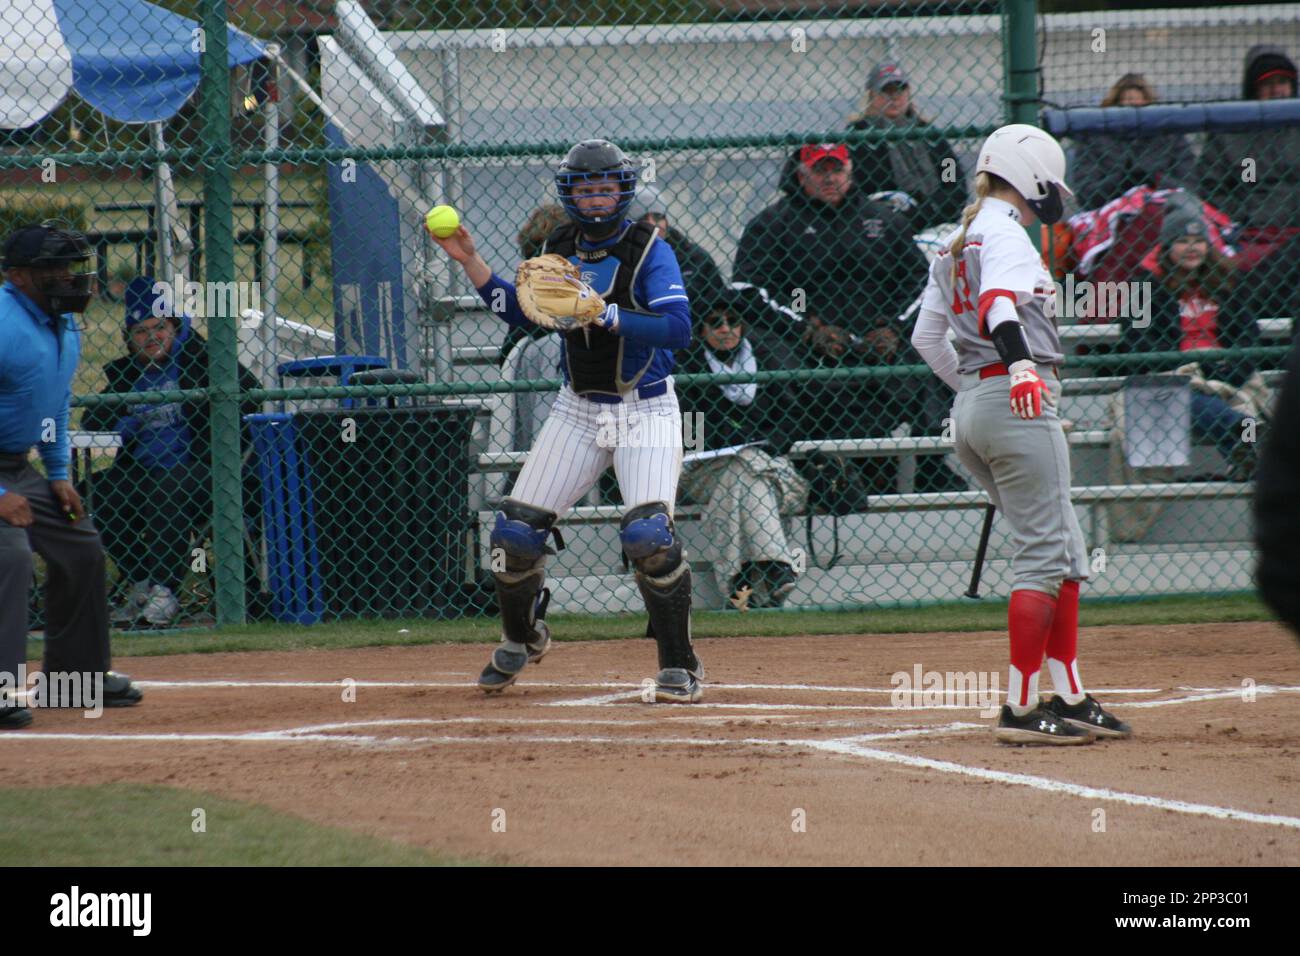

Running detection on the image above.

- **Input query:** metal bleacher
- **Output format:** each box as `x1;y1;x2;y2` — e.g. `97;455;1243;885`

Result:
436;297;1290;612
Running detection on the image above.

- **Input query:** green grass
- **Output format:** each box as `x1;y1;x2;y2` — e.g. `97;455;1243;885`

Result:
0;784;475;866
29;592;1275;660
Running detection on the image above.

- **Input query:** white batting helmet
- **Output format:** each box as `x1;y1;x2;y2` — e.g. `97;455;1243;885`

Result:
975;124;1072;224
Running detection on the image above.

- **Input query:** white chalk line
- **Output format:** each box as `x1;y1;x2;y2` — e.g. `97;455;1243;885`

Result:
0;721;979;749
546;685;1300;712
803;738;1300;831
128;679;1163;695
6;713;1298;832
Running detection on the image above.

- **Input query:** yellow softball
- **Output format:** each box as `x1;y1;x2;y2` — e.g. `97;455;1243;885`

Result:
425;204;461;238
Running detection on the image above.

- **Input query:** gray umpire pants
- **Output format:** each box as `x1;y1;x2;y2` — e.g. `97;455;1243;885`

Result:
0;455;111;681
952;369;1089;596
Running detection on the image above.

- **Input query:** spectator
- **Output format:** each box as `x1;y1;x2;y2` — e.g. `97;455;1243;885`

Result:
498;205;567;451
0;222;142;726
734;143;955;492
80;277;262;626
675;286;808;608
842;62;967;229
1254;340;1300;637
1070;73;1195;213
630;186;727;305
1199;46;1300;231
1117;199;1264;480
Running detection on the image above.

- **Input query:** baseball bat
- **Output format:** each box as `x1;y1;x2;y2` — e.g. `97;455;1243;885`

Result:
964;503;996;599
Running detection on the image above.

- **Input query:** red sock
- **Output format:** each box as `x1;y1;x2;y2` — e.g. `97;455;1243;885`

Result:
1045;579;1082;698
1007;589;1057;709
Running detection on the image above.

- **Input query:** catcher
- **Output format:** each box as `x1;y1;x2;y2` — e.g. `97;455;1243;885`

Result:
429;139;702;702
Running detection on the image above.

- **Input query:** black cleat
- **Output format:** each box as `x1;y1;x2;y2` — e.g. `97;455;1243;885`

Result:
478;623;551;694
1042;694;1132;739
653;667;703;704
103;671;143;708
995;704;1094;746
0;705;33;730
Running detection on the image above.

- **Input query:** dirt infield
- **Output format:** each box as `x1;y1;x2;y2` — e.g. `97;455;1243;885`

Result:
4;621;1299;866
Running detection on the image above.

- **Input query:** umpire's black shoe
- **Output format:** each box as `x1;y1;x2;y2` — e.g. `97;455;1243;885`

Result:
1043;694;1132;739
103;671;143;708
0;705;33;730
995;704;1094;745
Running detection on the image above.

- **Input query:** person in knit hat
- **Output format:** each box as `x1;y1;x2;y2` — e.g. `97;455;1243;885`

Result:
80;278;263;626
1118;195;1263;481
1199;45;1300;230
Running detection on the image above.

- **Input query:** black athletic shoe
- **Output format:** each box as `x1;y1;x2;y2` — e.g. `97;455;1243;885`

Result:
757;561;798;608
477;623;551;694
995;704;1094;746
1043;694;1132;739
103;671;143;708
653;667;703;704
0;705;33;730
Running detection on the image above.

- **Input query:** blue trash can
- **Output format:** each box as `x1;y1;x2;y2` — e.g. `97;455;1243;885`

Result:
245;412;325;624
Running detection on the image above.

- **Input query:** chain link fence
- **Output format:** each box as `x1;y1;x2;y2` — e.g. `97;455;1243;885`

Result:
2;0;1295;628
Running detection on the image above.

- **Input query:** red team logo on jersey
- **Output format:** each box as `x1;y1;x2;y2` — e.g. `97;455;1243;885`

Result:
951;259;975;314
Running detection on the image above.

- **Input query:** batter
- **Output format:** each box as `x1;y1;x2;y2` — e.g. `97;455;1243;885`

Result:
912;124;1133;745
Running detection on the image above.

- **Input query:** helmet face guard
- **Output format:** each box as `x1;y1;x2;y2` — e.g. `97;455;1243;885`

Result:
5;223;96;314
555;139;638;231
1027;183;1065;225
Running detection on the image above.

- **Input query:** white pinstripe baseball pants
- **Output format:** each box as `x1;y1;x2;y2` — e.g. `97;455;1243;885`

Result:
510;383;684;516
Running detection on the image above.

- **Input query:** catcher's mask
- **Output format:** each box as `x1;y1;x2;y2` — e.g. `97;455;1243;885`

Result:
2;220;96;314
555;139;638;234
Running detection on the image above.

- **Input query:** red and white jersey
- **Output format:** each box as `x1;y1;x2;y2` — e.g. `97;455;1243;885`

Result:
920;197;1064;374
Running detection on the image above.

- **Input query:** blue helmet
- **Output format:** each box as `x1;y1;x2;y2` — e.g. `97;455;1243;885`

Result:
555;139;638;228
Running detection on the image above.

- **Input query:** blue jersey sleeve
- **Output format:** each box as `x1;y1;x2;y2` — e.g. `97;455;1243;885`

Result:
619;240;691;350
475;272;533;331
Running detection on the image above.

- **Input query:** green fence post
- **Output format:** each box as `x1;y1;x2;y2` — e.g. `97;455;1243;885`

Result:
1003;0;1040;127
201;0;246;625
1004;0;1044;251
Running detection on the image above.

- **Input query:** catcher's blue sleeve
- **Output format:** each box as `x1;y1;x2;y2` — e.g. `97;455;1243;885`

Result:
475;272;533;330
617;239;690;349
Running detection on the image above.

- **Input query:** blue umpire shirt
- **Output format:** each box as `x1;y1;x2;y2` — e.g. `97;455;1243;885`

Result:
0;281;79;495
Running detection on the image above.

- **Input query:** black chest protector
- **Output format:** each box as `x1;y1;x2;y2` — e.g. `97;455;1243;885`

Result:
544;220;659;395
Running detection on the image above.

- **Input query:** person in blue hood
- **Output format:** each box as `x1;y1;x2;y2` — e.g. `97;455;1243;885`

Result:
80;277;261;626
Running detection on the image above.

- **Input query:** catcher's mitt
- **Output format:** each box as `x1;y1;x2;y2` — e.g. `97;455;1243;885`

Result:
515;254;606;331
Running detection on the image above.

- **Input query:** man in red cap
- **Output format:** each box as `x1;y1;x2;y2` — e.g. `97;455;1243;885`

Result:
734;144;961;493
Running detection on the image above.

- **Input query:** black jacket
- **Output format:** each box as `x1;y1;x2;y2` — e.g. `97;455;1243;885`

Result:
674;332;802;456
1070;132;1195;213
1255;342;1300;637
733;186;928;344
1116;269;1260;387
81;330;261;471
845;116;967;228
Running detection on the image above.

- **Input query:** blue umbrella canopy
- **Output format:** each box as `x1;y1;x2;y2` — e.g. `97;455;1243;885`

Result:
1;0;265;128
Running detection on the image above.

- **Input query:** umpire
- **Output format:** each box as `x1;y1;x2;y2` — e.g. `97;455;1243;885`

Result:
0;223;142;728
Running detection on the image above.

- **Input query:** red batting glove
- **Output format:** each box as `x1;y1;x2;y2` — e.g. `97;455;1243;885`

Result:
1008;360;1051;419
